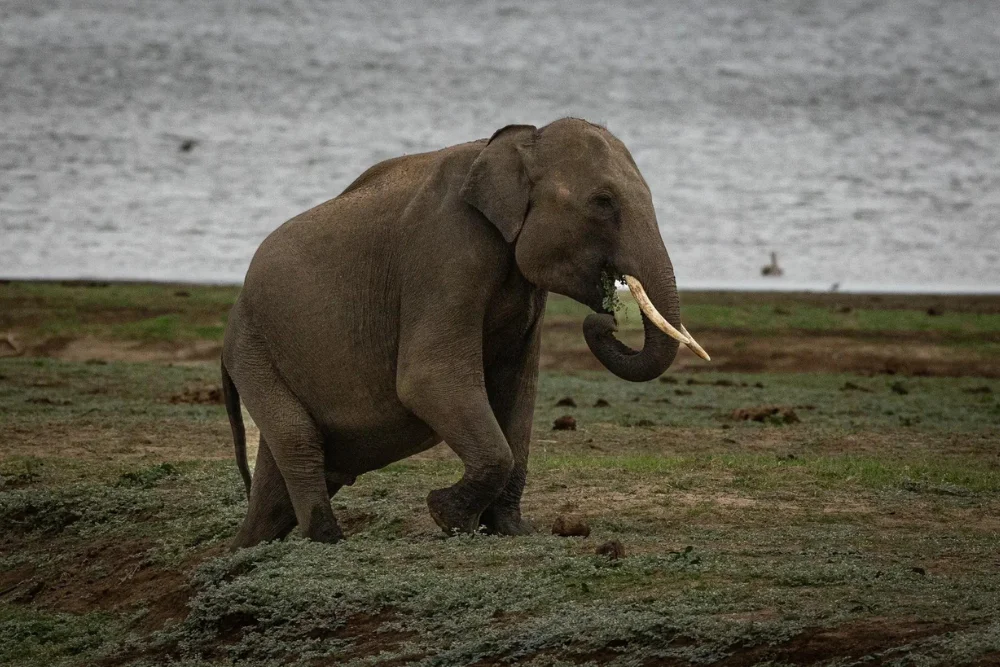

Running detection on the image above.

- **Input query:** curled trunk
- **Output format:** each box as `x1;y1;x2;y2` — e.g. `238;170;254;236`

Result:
583;264;681;382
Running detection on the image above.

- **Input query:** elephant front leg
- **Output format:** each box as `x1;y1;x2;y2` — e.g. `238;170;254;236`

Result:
398;368;514;535
479;318;542;536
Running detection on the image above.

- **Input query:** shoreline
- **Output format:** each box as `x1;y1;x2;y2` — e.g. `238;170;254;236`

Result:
4;277;1000;299
2;280;999;376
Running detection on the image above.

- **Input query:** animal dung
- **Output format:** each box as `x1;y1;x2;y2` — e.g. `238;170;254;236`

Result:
552;514;590;537
555;396;577;407
169;386;224;404
731;405;800;424
552;415;577;430
595;540;625;559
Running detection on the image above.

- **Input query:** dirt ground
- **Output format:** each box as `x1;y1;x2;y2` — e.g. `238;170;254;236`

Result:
3;282;999;377
1;283;999;666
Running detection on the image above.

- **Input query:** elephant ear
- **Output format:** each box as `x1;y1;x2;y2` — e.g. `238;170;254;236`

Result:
461;124;537;243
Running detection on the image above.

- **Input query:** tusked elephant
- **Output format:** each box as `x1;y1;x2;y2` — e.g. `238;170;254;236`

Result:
221;118;709;549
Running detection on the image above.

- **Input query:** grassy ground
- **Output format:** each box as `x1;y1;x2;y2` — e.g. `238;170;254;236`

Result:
1;282;999;666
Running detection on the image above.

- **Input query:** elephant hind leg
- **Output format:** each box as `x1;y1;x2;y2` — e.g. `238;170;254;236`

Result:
228;328;342;545
231;435;297;550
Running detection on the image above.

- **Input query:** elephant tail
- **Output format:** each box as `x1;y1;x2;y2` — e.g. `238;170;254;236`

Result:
221;359;252;498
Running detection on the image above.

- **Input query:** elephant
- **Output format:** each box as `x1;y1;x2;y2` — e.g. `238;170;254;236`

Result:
221;118;708;549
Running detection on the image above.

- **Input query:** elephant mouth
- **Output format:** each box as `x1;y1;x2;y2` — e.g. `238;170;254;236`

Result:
597;268;625;315
595;268;711;362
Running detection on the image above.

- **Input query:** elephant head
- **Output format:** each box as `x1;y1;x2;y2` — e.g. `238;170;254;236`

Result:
462;118;708;382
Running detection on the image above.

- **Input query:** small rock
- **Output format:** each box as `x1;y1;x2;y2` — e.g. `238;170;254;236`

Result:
911;566;926;576
552;415;576;431
890;381;909;395
595;540;625;559
179;139;197;152
555;397;576;407
552;515;590;537
593;398;610;408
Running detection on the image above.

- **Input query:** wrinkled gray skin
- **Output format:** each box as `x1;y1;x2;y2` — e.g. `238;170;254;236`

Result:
222;118;683;549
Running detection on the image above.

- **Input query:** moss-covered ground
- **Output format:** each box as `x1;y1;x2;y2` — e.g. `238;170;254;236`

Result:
1;283;999;666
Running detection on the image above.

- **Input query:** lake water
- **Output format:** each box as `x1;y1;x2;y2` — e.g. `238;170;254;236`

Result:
2;0;999;292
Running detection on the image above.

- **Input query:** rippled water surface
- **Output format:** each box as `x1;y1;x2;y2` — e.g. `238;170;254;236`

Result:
2;0;999;291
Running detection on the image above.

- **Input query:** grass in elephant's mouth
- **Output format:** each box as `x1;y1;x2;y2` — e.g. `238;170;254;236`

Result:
1;358;999;665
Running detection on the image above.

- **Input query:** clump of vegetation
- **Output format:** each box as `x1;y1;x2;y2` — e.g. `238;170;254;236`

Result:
600;269;625;314
116;462;178;488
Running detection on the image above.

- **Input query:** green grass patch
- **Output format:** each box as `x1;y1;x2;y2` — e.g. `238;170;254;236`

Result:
546;293;1000;335
1;357;999;664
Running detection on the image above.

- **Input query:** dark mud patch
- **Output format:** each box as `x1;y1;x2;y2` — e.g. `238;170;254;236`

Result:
334;610;420;663
0;538;216;631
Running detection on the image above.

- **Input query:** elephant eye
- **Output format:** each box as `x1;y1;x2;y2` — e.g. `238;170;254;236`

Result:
590;191;619;221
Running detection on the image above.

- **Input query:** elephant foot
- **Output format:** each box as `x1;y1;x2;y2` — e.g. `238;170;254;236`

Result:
427;488;483;535
480;507;533;536
302;505;344;544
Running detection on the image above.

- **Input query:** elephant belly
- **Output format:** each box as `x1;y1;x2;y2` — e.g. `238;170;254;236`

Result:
317;400;441;476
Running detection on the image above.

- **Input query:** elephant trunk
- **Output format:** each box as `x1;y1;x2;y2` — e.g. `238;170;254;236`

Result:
583;250;685;382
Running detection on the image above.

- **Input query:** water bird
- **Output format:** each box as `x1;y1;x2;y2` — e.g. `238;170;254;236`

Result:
761;252;783;277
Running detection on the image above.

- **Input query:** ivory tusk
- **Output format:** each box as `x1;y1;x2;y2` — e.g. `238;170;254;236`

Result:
622;275;711;362
680;324;711;362
624;275;691;345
